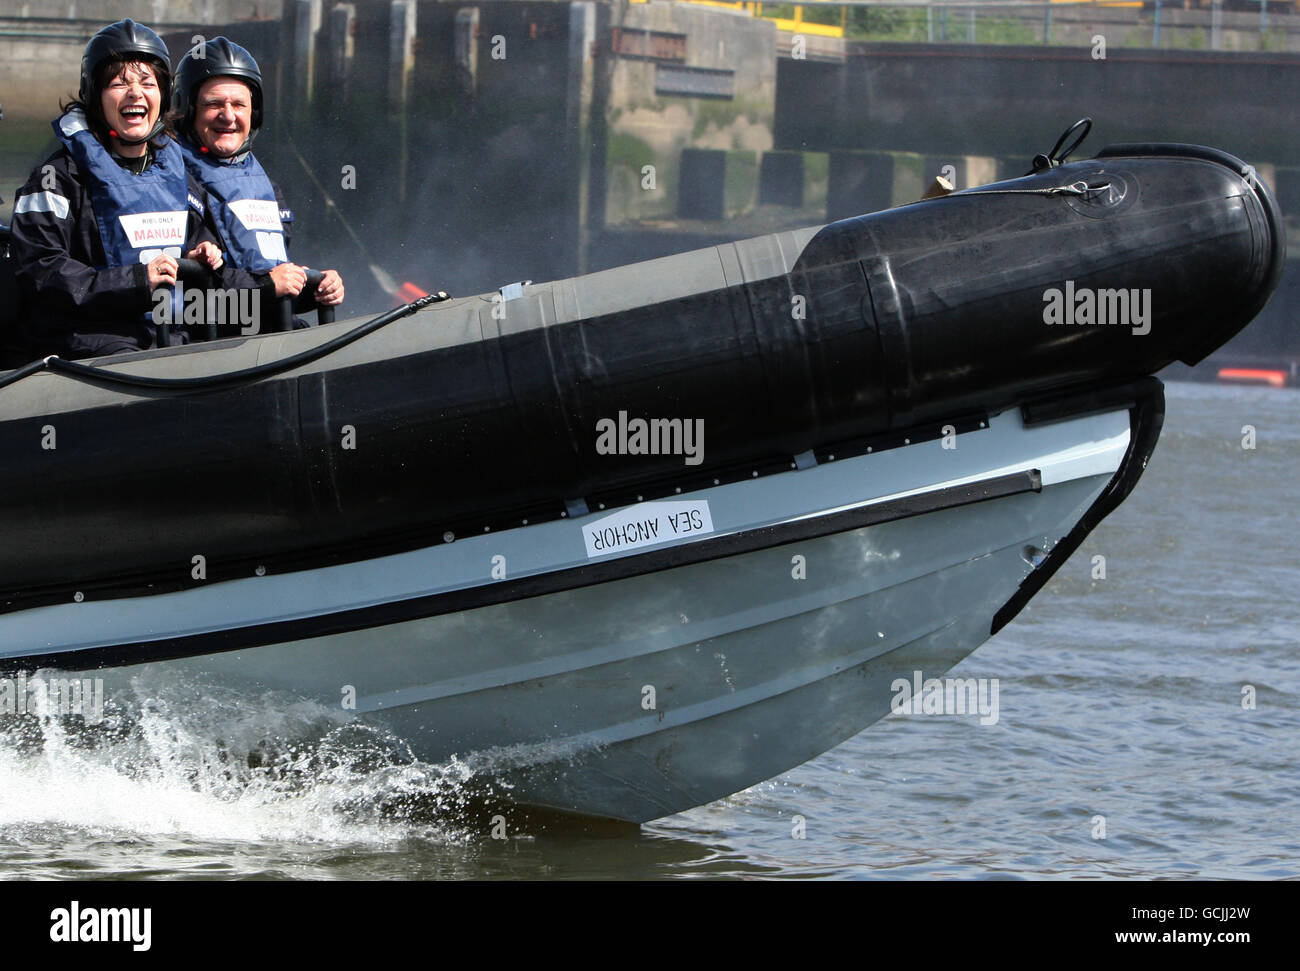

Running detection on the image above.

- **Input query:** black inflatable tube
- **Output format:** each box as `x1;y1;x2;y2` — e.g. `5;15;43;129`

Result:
0;145;1284;598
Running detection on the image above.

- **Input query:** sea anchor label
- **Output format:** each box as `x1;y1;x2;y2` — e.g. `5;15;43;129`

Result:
582;500;714;558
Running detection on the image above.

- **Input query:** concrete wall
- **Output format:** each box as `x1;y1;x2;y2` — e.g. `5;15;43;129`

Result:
235;0;781;306
0;1;282;216
200;1;597;310
918;5;1300;54
777;41;1300;171
0;1;280;119
604;1;776;223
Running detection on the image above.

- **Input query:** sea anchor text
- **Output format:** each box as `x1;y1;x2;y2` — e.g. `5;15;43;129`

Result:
582;500;713;558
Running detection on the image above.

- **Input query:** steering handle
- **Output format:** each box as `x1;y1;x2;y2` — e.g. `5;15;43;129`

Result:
157;261;338;344
277;268;336;332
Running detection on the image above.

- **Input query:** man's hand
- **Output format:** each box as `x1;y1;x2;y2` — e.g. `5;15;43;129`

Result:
269;262;308;298
186;241;224;271
146;253;178;289
315;269;345;307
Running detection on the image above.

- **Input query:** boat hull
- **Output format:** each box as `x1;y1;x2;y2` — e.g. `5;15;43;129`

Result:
2;397;1142;822
0;140;1270;822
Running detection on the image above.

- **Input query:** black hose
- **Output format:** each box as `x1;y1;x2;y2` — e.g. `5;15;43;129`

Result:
0;358;46;390
0;291;449;393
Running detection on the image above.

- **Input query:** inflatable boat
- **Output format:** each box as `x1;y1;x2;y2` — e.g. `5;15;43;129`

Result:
0;134;1285;822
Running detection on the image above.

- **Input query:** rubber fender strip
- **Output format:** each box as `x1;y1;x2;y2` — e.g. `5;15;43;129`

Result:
990;376;1165;634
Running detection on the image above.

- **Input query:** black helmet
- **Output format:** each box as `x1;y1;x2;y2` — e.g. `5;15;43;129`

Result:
174;37;263;151
79;19;172;142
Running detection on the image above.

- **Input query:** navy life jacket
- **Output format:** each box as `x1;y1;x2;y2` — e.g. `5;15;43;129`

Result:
53;109;190;268
177;138;288;273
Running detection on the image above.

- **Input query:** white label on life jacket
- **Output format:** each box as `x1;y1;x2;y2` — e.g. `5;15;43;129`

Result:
118;210;187;249
582;500;714;558
256;231;288;263
229;198;284;232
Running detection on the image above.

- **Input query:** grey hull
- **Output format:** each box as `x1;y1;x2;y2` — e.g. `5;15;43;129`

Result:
6;401;1127;822
365;478;1102;821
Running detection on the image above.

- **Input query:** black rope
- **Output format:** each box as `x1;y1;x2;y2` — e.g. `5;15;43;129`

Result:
1029;117;1093;174
0;292;451;393
918;120;1104;204
949;180;1112;200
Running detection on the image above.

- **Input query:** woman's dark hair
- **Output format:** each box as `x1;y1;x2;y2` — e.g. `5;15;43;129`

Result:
60;55;175;149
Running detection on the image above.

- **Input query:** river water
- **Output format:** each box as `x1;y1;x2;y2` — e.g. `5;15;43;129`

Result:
1;380;1296;880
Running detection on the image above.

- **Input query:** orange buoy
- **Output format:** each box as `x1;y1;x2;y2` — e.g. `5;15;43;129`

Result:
1217;368;1287;388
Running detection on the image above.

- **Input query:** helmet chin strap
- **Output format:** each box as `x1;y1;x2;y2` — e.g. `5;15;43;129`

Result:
108;118;166;146
191;126;257;160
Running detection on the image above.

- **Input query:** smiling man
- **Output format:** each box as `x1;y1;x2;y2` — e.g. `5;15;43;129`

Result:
172;37;344;323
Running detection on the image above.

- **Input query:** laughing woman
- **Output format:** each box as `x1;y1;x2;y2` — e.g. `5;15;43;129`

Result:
8;19;224;359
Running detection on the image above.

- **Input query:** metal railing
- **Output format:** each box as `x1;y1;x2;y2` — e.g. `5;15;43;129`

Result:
627;0;1300;51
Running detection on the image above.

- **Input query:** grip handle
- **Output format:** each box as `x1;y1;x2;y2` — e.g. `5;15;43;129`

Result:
276;268;336;331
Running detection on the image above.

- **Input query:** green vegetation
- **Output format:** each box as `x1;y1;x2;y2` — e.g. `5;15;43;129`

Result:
763;3;843;28
846;8;928;43
607;131;657;172
723;150;758;216
691;95;770;140
1258;27;1289;52
0;119;54;219
889;151;926;204
0;119;54;174
691;99;744;140
846;6;1038;46
803;151;829;185
974;17;1038;46
828;4;1298;52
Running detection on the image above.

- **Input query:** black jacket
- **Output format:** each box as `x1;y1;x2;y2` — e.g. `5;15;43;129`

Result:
9;143;225;358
